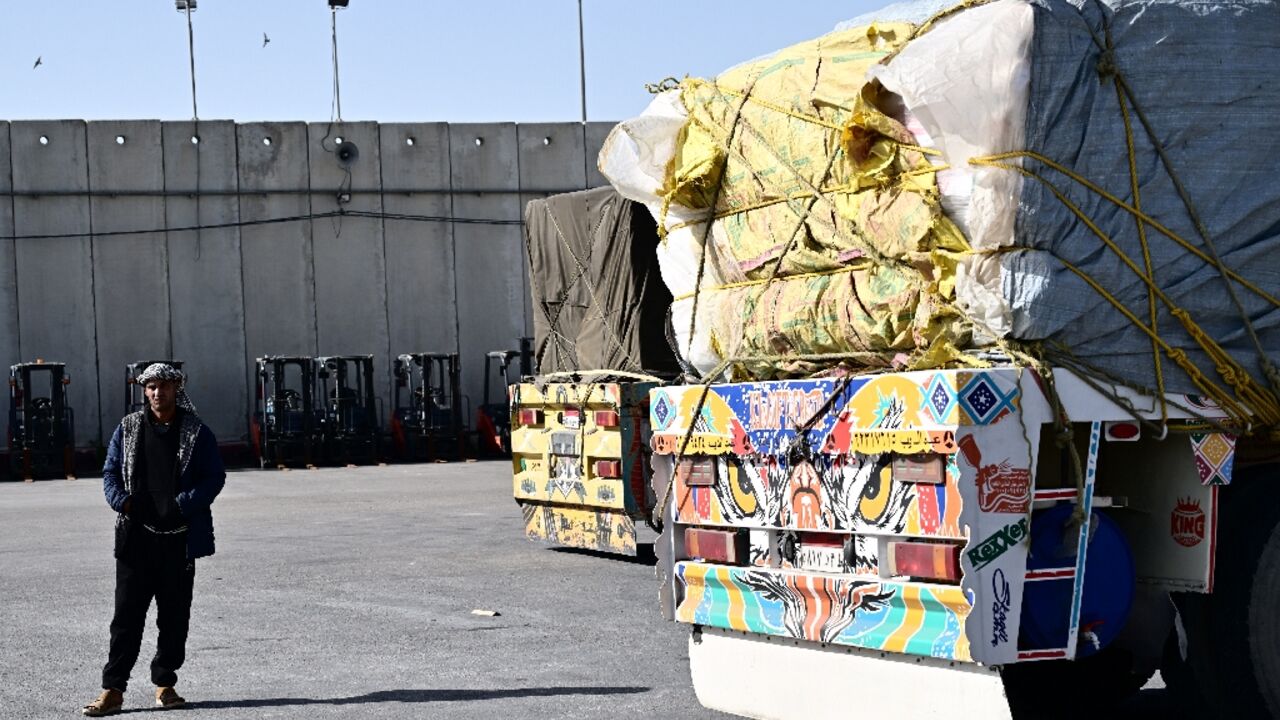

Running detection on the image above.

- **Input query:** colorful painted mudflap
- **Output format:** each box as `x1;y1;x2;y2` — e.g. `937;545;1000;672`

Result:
651;368;1233;719
510;381;655;555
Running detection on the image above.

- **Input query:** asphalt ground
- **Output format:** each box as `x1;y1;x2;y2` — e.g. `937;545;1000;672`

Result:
1;461;1180;719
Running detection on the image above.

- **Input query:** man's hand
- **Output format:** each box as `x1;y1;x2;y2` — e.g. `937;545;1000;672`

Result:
122;497;132;516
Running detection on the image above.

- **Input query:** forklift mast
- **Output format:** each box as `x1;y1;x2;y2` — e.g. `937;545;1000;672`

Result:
252;356;321;469
7;362;76;481
316;355;380;465
477;338;532;456
392;352;464;461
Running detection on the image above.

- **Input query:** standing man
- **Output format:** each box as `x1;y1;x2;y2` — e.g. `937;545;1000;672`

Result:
82;364;225;716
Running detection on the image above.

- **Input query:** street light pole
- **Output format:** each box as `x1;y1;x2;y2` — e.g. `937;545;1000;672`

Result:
176;0;198;120
577;0;587;124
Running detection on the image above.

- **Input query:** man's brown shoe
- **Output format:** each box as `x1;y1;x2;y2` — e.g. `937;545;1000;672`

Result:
81;688;123;717
156;686;186;710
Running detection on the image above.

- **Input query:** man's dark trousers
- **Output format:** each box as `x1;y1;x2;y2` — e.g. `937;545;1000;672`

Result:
102;527;194;691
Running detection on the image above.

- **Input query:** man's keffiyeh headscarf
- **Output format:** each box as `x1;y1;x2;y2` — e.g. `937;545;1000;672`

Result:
135;363;198;414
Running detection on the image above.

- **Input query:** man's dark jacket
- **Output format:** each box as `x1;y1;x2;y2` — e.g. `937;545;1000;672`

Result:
103;410;226;559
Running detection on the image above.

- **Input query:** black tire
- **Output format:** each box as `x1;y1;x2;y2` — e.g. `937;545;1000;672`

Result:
1249;517;1280;717
1176;465;1280;719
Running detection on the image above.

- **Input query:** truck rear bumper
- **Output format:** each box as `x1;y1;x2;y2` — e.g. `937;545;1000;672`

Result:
689;626;1012;720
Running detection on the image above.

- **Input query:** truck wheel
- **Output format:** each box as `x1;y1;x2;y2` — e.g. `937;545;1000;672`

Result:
1180;466;1280;719
1249;519;1280;717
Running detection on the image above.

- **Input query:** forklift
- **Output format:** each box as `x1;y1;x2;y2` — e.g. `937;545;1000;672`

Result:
316;355;380;465
476;338;533;457
7;361;76;481
251;356;322;468
125;360;184;414
391;352;464;461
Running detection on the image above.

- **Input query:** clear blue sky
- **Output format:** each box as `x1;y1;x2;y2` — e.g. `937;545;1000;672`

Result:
0;1;884;123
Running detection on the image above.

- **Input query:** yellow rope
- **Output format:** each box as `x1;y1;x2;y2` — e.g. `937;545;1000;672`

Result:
1110;41;1167;423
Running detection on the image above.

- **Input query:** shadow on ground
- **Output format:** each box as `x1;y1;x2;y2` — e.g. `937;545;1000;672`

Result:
191;686;650;709
550;542;657;566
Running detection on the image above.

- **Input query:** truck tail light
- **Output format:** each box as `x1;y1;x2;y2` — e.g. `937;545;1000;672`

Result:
594;460;621;478
684;528;745;564
887;541;962;582
517;409;543;425
677;457;716;486
594;410;619;427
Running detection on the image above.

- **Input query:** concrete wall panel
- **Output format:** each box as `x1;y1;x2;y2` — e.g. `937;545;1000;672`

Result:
307;122;392;415
236;122;316;387
449;123;523;416
585;121;616;189
10;121;99;446
379;123;456;361
1;119;620;450
164;121;247;442
87;120;169;435
0;123;18;374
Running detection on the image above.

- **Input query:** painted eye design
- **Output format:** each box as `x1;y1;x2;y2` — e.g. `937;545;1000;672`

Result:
729;465;758;516
858;466;893;523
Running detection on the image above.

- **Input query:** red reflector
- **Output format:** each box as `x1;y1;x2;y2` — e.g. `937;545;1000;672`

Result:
594;460;621;478
677;457;716;486
594;410;619;427
684;528;743;564
888;541;962;582
517;409;543;425
1105;421;1140;441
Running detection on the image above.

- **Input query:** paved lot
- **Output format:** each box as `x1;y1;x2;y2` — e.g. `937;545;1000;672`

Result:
0;461;721;720
1;461;1179;719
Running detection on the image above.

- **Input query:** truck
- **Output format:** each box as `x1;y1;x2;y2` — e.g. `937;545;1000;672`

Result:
648;369;1278;718
587;0;1280;716
511;187;678;556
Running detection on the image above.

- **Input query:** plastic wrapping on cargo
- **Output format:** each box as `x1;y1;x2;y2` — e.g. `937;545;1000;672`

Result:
599;0;1280;417
523;187;679;377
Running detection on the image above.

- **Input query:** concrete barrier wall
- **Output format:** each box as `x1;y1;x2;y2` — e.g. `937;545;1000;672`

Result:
0;119;616;449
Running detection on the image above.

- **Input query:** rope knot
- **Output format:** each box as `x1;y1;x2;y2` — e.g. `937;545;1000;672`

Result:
1095;49;1118;79
645;77;681;95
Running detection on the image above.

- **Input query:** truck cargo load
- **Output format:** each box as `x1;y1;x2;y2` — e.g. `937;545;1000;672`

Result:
600;0;1280;434
524;186;679;378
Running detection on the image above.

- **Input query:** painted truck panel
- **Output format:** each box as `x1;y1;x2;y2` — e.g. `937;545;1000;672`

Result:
652;367;1235;670
510;381;654;555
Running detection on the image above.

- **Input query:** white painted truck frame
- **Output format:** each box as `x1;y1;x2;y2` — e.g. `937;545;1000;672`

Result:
650;367;1279;719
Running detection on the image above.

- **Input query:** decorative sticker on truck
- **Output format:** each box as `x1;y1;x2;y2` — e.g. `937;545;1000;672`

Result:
1189;432;1235;486
965;518;1029;571
651;371;1022;460
958;433;1032;515
990;568;1012;647
1171;498;1206;547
